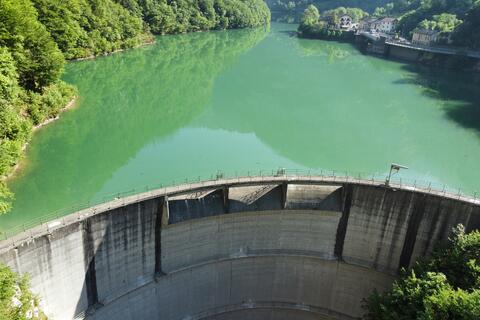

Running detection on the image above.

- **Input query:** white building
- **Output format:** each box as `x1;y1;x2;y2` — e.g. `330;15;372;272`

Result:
377;17;398;33
339;15;353;29
360;17;397;34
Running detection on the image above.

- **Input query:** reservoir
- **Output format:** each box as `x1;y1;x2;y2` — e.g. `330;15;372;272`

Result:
1;23;480;234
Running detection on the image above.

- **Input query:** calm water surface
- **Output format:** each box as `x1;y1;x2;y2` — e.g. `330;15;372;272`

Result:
2;23;480;232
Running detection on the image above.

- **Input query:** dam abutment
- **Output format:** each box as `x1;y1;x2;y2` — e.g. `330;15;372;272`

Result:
1;176;479;319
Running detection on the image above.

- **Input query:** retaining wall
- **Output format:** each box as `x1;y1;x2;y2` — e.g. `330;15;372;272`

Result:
1;177;479;320
387;45;421;62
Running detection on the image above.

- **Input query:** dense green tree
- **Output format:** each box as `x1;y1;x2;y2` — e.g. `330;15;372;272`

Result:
373;2;395;16
298;5;363;40
0;45;74;213
0;0;78;213
453;1;480;48
422;287;480;319
267;0;389;18
300;4;320;27
418;13;463;32
416;224;480;290
373;6;387;16
0;263;45;319
29;0;90;59
25;0;270;59
0;0;64;91
364;226;480;320
0;47;28;214
322;6;369;22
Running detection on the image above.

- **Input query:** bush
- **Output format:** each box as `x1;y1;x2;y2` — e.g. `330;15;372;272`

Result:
0;264;45;320
364;225;480;320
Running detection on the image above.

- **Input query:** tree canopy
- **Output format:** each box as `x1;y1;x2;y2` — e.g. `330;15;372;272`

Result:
364;225;480;320
25;0;270;60
0;263;45;319
418;13;463;32
0;0;76;213
322;6;369;22
298;5;364;40
453;1;480;48
300;4;320;27
267;0;389;18
0;0;64;92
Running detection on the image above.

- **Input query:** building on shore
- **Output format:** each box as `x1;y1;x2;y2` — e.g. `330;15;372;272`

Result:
339;15;353;29
377;17;398;34
360;17;398;34
359;17;378;31
323;14;358;31
412;29;440;46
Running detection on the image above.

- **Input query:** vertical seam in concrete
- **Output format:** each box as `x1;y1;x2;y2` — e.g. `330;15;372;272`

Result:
398;193;426;272
281;182;288;209
82;219;99;307
334;184;353;260
223;186;230;214
466;206;480;233
154;197;164;275
422;197;443;257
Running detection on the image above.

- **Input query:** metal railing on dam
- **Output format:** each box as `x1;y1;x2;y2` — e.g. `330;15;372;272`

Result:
1;168;479;244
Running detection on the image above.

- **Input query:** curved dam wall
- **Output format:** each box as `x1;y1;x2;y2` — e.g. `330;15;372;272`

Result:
1;176;479;320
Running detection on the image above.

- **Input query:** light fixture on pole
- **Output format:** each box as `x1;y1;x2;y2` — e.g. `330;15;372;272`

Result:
386;163;408;186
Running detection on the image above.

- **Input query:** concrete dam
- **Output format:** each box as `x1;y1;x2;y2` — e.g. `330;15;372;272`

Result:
1;175;480;320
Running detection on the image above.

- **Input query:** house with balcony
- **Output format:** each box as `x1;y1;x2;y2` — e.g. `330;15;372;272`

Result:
377;17;398;34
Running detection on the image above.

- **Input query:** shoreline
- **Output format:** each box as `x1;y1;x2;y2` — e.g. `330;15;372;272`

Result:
3;97;77;182
69;24;270;62
71;37;156;62
298;31;480;72
32;97;77;132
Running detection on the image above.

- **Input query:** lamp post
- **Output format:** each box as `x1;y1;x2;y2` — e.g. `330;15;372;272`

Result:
386;163;408;186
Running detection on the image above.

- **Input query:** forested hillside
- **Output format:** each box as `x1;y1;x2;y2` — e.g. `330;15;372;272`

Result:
30;0;270;59
267;0;389;21
0;0;76;213
0;0;270;214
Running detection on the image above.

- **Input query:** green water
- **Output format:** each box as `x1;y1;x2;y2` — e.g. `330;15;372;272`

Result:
2;23;480;232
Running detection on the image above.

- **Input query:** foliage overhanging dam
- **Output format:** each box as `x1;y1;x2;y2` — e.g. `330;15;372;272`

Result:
1;175;479;320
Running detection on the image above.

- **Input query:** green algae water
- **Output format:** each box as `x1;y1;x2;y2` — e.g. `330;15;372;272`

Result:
2;23;480;233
